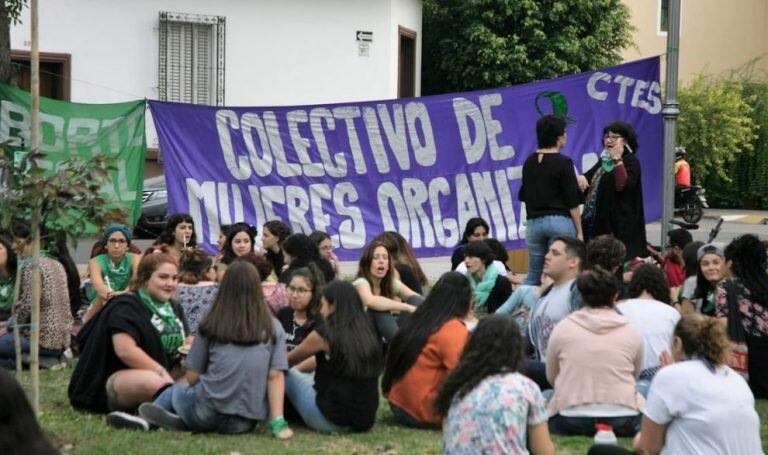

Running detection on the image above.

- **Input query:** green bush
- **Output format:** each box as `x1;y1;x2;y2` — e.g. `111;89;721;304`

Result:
677;74;767;208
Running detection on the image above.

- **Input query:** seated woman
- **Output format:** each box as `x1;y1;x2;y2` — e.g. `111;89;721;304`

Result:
309;231;339;277
215;222;256;281
84;223;141;323
382;272;471;429
715;234;768;398
174;248;218;335
462;241;512;316
261;220;292;277
152;213;196;261
546;267;644;437
0;235;18;321
680;243;727;316
436;314;554;455
279;234;335;285
353;241;422;344
0;228;73;368
125;261;292;439
374;231;428;295
277;266;323;352
0;368;58;454
68;247;186;418
236;252;288;315
629;314;763;454
616;264;680;397
286;280;382;433
450;217;490;271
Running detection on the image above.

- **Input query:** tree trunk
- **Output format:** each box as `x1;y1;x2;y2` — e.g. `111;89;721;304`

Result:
28;0;40;415
0;2;14;84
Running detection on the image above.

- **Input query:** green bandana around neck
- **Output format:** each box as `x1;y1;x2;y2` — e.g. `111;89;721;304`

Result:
467;264;500;313
137;288;184;356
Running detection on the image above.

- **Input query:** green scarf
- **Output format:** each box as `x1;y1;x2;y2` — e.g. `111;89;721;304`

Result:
0;276;13;311
467;264;499;314
138;288;184;356
600;151;617;172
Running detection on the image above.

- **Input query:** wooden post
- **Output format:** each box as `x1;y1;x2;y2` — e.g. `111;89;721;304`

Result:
12;266;22;380
28;0;41;415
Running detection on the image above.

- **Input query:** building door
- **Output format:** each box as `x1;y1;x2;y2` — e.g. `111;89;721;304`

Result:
398;26;416;98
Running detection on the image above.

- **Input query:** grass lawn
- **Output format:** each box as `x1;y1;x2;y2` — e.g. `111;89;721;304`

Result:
20;368;768;454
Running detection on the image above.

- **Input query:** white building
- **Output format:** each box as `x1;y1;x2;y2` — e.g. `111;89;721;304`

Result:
9;0;422;174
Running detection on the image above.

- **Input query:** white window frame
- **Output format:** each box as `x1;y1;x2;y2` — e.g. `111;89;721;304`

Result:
158;11;225;105
657;0;683;37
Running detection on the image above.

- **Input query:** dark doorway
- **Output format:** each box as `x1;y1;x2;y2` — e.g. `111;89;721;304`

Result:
398;26;416;98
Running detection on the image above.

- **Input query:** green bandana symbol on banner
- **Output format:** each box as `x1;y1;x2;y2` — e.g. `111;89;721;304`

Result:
535;91;575;123
0;83;146;225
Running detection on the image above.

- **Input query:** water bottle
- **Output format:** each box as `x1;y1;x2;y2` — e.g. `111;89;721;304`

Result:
593;423;618;445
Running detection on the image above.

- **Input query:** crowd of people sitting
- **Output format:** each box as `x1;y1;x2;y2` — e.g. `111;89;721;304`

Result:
0;117;765;453
0;207;764;454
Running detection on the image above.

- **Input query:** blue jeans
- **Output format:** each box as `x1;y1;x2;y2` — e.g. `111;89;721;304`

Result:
0;332;62;368
524;215;576;285
154;382;255;434
548;413;641;437
388;402;439;430
284;368;349;433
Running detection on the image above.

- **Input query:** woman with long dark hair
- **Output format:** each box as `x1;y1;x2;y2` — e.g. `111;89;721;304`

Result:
0;369;58;454
308;231;339;277
450;217;490;270
373;231;428;294
617;264;680;397
279;233;335;285
686;243;727;315
215;222;256;281
261;220;291;277
131;261;292;438
286;280;382;433
353;241;422;343
581;121;646;260
715;234;768;398
382;272;472;429
462;240;512;315
436;314;554;454
277;266;323;352
153;213;196;261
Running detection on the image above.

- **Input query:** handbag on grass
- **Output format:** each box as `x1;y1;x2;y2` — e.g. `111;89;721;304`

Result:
725;281;749;380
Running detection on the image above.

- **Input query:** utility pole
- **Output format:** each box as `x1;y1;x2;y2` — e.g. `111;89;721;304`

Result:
661;0;681;248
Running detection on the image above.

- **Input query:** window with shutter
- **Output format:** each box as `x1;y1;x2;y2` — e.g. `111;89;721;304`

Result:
159;12;225;106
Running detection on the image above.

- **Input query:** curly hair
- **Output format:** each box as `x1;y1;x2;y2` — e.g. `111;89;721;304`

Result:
675;313;730;366
434;315;524;417
263;220;291;245
179;248;213;285
628;263;671;304
586;235;626;272
603;121;639;154
724;234;768;305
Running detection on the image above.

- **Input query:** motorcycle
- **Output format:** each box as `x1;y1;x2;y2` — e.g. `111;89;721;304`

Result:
674;185;708;224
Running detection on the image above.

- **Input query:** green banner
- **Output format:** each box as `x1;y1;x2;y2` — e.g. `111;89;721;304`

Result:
0;83;146;223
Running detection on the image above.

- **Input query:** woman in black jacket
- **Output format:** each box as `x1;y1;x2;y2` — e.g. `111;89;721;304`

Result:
581;121;647;261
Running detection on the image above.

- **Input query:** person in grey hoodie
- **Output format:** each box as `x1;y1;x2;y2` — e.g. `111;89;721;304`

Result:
546;267;644;437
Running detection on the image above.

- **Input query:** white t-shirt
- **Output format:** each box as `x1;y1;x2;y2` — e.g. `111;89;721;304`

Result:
529;278;576;360
454;260;508;276
617;299;680;371
645;360;763;455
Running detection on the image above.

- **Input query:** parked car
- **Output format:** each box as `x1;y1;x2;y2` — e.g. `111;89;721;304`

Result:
134;175;168;238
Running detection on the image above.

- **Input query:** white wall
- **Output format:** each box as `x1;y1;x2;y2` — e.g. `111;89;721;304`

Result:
10;0;422;146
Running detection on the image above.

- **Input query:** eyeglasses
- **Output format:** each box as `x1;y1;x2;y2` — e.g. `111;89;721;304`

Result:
287;286;310;295
107;238;128;244
603;133;623;141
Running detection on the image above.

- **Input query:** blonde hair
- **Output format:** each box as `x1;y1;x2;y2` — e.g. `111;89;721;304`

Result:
675;314;730;366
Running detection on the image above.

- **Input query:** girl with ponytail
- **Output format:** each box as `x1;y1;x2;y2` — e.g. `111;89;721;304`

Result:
630;314;762;455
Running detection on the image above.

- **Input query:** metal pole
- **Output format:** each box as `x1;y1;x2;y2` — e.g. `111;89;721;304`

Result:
29;0;41;415
661;0;681;249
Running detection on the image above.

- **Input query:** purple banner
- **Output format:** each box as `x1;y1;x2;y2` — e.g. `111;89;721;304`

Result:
150;57;662;260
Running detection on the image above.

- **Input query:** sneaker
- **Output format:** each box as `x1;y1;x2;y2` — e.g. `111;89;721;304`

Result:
138;403;187;431
106;411;150;431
